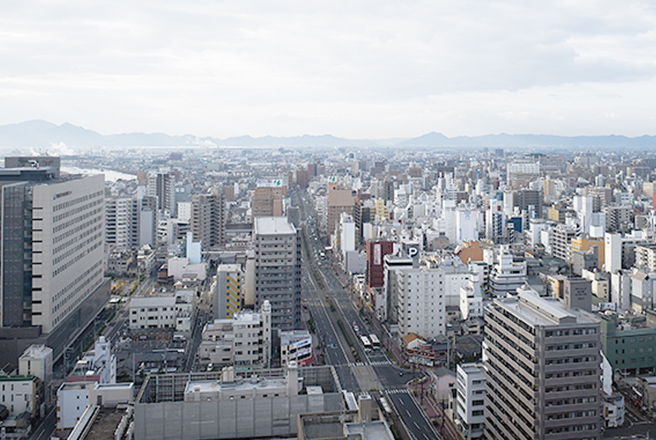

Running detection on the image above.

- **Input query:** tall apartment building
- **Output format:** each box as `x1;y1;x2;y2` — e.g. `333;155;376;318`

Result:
0;158;109;369
484;289;602;440
252;184;286;217
607;205;632;233
105;197;138;250
215;264;242;319
253;217;301;331
106;195;158;250
514;189;543;217
636;244;656;272
147;171;175;214
551;224;579;262
456;363;486;440
394;266;446;339
326;188;356;235
191;187;225;248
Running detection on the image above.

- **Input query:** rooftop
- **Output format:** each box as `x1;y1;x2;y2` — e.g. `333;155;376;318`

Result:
254;216;296;235
495;289;599;327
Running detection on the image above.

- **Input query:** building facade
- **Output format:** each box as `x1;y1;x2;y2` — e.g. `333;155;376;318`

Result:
484;289;602;440
253;217;301;331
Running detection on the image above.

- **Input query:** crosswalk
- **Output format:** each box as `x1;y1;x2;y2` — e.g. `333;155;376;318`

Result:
337;360;392;367
384;388;412;395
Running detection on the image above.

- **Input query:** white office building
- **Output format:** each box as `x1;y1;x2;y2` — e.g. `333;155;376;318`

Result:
394;266;446;339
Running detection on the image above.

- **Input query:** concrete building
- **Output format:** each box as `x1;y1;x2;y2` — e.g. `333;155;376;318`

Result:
456;363;486;440
253;217;302;331
381;254;413;322
252;183;286;218
199;301;272;370
636;244;656;273
147;171;175;214
18;344;53;382
133;365;344;440
551;224;579;262
599;312;656;376
488;250;527;297
280;330;313;367
366;240;394;289
484;288;602;440
0;375;38;418
394;266;446;339
0;157;110;370
327;188;356;235
215;264;242;319
57;381;94;430
563;277;592;311
607;205;632;233
129;288;195;333
191;187;225;248
459;278;483;320
105;197;138;250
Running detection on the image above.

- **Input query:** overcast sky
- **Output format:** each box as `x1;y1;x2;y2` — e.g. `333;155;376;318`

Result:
1;0;656;139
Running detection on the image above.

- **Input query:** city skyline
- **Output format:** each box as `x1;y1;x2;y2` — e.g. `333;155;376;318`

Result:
2;1;656;139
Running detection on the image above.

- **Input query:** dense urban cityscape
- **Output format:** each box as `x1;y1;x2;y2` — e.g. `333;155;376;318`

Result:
1;144;656;439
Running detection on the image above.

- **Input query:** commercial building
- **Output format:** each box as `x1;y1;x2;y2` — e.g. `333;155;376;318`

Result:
0;157;109;370
280;330;312;367
252;183;286;218
327;188;356;235
366;240;394;289
253;217;302;331
199;302;272;370
599;311;656;376
129;288;195;333
484;288;602;440
133;364;344;440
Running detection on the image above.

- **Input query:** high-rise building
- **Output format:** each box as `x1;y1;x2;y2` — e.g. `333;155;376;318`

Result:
327;188;356;235
394;266;446;338
366;240;394;289
253;217;301;331
215;264;242;319
147;171;176;214
484;289;602;440
252;183;286;218
105;197;139;250
191;187;225;248
0;158;109;369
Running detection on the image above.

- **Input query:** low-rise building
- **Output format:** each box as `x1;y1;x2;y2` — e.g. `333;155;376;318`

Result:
280;331;312;367
129;287;195;333
0;376;39;418
199;301;272;370
18;345;53;383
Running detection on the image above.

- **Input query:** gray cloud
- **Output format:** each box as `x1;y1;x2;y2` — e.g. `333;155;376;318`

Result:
0;0;655;137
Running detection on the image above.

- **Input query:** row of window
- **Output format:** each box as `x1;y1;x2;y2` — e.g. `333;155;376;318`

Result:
53;190;103;212
53;197;102;223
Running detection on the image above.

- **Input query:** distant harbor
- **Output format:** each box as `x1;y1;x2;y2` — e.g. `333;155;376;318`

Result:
61;166;136;182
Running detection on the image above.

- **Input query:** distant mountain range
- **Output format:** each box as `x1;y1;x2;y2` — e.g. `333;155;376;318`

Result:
0;120;655;150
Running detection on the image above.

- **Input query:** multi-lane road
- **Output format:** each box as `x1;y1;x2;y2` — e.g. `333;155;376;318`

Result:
296;190;443;440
